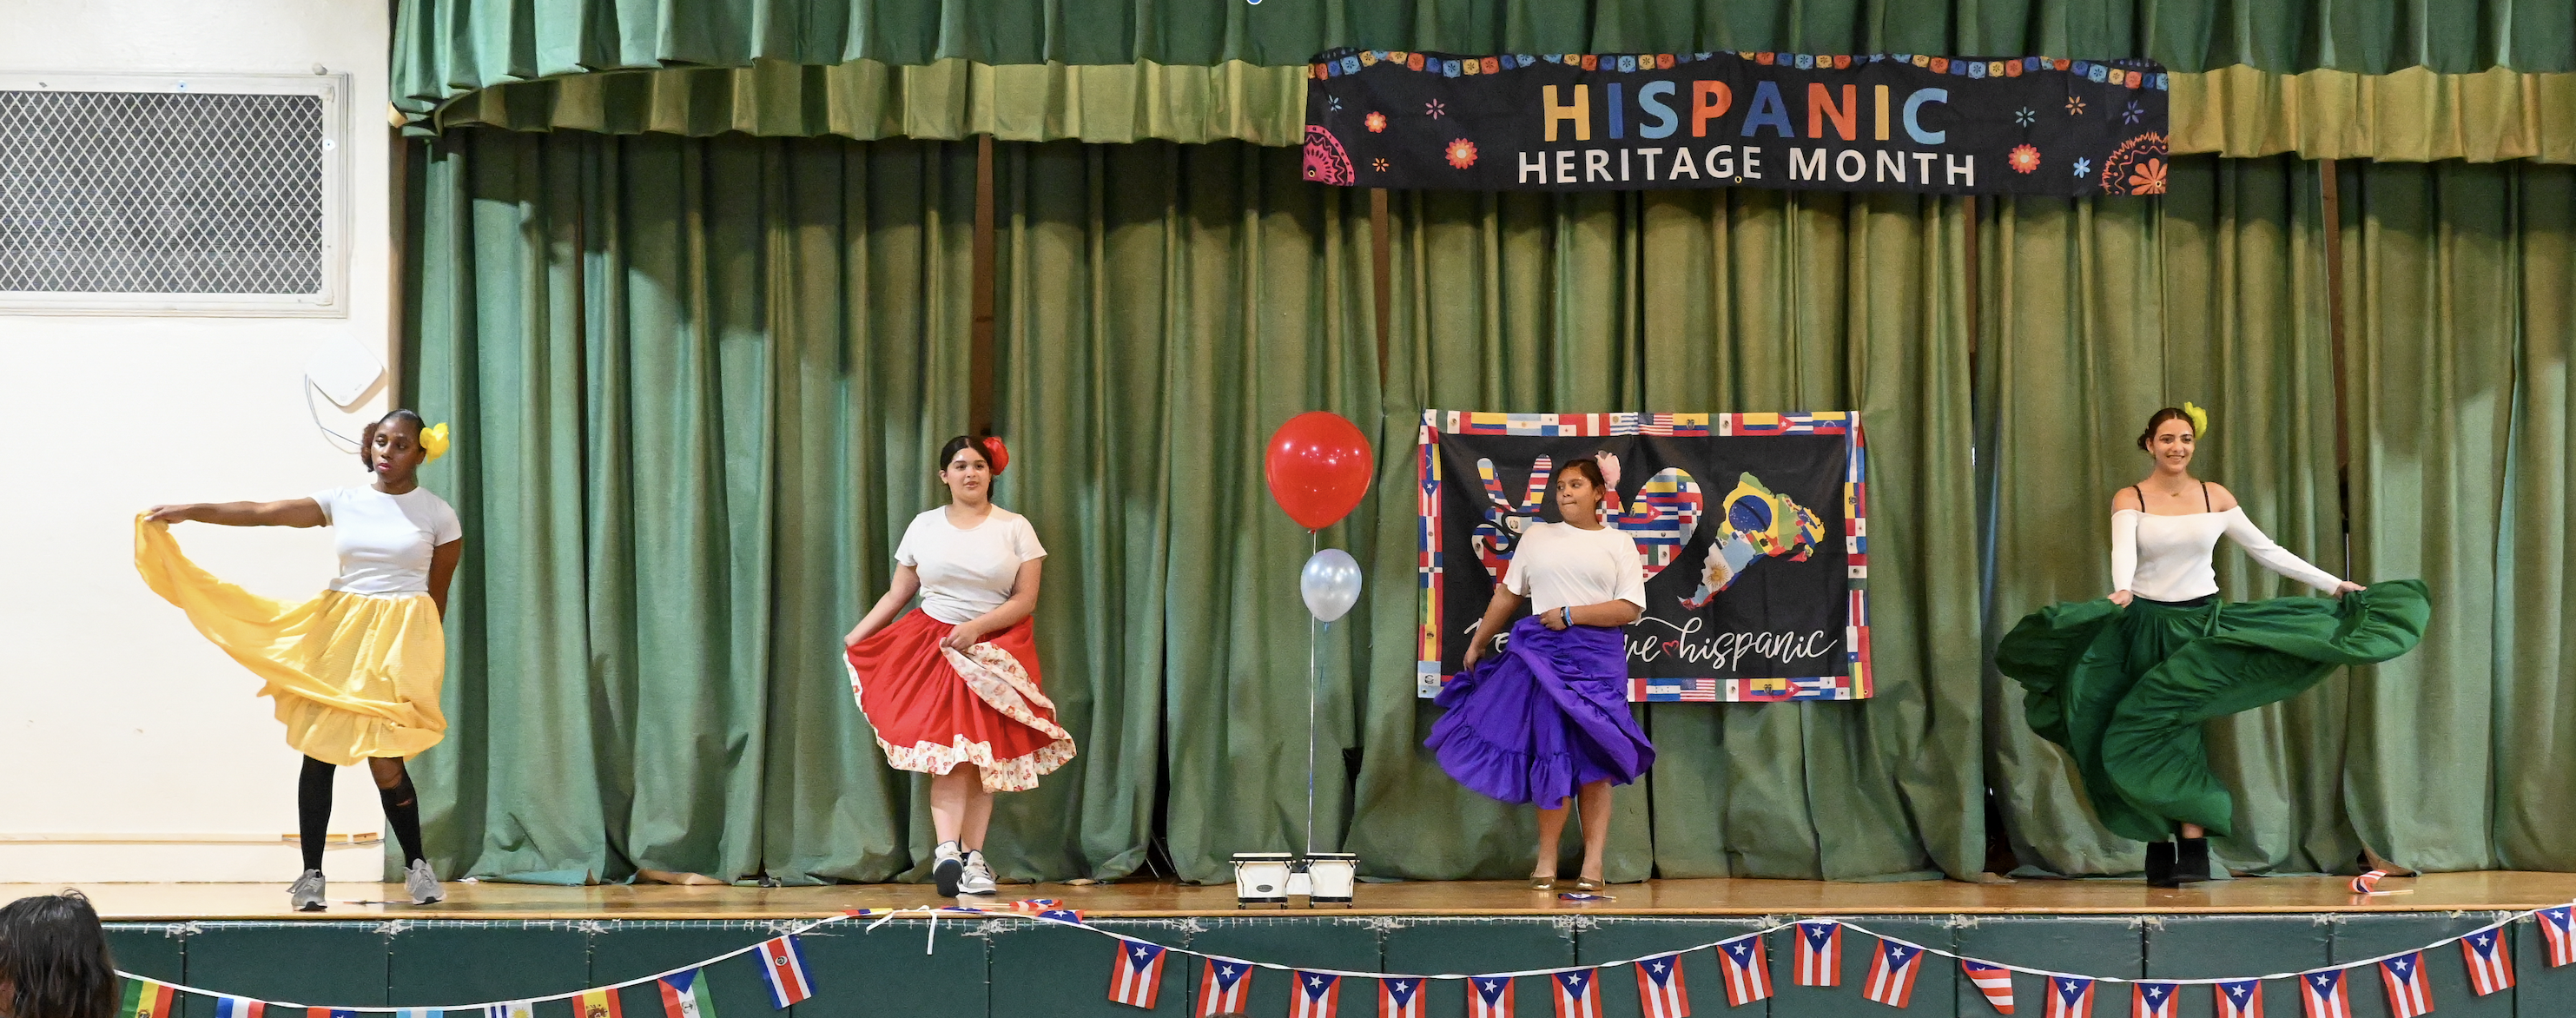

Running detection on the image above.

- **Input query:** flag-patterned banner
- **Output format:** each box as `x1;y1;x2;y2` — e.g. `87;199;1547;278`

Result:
2215;980;2264;1018
2542;906;2576;968
1379;976;1426;1018
1551;970;1602;1018
1107;939;1168;1009
754;936;814;1008
1293;971;1344;1018
1961;961;2015;1015
2376;954;2432;1018
1714;935;1770;1007
214;998;267;1018
2046;976;2096;1018
2130;982;2177;1018
1470;975;1516;1018
1794;922;1844;987
2298;971;2350;1018
2460;928;2513;995
119;981;175;1018
659;969;719;1018
576;988;622;1018
1635;953;1691;1018
1862;939;1924;1008
1199;958;1255;1017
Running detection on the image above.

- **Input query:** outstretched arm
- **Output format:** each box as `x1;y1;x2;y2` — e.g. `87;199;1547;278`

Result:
2219;508;2359;594
143;499;326;528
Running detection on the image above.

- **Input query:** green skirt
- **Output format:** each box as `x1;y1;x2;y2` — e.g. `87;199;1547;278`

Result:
1995;579;2429;842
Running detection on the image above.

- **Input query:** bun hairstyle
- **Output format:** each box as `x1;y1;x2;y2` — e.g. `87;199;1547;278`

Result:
360;409;431;470
2135;407;2197;452
0;890;119;1018
935;434;1004;475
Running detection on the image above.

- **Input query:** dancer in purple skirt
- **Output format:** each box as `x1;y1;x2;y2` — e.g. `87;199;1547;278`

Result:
1425;456;1655;891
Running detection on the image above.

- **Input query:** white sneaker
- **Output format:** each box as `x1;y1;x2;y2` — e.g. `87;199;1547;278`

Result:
404;859;444;905
932;840;965;896
288;869;327;911
958;849;998;896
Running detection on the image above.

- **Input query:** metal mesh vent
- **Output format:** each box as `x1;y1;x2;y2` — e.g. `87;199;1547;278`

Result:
0;89;324;294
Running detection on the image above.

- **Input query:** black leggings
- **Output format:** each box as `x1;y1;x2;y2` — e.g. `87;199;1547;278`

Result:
297;757;427;872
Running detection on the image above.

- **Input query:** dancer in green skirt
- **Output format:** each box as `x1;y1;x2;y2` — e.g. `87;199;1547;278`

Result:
1997;406;2428;886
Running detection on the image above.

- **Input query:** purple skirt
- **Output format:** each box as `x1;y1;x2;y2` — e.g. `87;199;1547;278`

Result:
1424;615;1656;807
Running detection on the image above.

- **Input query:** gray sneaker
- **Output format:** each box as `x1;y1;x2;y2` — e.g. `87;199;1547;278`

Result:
288;869;327;911
932;840;965;896
958;849;998;896
404;859;444;905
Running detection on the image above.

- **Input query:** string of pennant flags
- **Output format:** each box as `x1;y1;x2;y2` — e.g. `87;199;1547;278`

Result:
112;898;2576;1018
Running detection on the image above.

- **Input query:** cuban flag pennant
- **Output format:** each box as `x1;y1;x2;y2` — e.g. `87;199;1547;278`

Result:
1793;922;1844;987
2045;976;2096;1018
482;1002;533;1018
1715;935;1772;1007
1198;958;1255;1016
1469;975;1516;1018
754;935;814;1008
659;969;721;1018
2130;982;2178;1018
1040;909;1086;924
2375;953;2431;1018
2215;981;2266;1018
1861;939;1924;1008
1960;961;2015;1015
1379;976;1426;1018
1552;969;1602;1018
2297;970;2351;1018
1292;971;1344;1018
1635;952;1691;1017
576;988;623;1018
1106;938;1169;1009
2540;906;2576;967
215;999;268;1018
2459;927;2513;995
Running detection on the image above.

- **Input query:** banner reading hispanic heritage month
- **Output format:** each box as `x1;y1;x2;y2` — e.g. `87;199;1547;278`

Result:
1305;48;2170;197
1417;412;1870;703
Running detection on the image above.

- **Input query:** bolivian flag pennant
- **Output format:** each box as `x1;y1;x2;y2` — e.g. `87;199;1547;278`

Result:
120;979;175;1018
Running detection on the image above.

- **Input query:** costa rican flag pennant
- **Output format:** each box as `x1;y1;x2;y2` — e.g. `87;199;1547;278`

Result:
1469;975;1516;1018
1793;922;1844;987
2297;970;2351;1018
2459;928;2513;995
1106;938;1169;1009
754;935;814;1008
1198;958;1254;1016
2215;981;2266;1018
2540;906;2576;967
1379;976;1426;1018
1552;969;1602;1018
1861;939;1924;1008
2375;953;2431;1018
215;999;268;1018
1715;935;1773;1006
1635;952;1692;1017
659;969;721;1018
2045;977;2096;1018
2130;982;2178;1018
1292;971;1344;1018
1960;961;2015;1015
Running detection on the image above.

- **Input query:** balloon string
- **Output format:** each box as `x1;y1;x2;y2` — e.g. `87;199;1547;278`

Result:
1307;529;1319;857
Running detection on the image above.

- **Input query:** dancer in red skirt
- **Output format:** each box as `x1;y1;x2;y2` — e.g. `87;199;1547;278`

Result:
844;435;1074;896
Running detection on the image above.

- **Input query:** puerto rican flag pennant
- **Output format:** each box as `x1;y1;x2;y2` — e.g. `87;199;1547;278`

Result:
2130;982;2178;1018
1198;958;1255;1016
2297;971;2351;1018
2375;953;2431;1018
2045;976;2096;1018
753;935;814;1008
1106;939;1169;1009
2459;928;2513;995
1469;975;1516;1018
1292;971;1344;1018
1793;922;1844;987
659;969;720;1018
1960;961;2015;1015
1861;939;1923;1008
215;999;268;1018
1715;935;1772;1007
2540;906;2576;967
1635;952;1691;1017
1552;970;1602;1018
2215;981;2266;1018
1379;977;1426;1018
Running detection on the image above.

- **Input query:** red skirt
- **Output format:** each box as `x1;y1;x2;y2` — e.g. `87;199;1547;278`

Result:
845;610;1075;791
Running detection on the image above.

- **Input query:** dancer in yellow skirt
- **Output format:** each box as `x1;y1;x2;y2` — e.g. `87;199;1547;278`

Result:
137;410;461;910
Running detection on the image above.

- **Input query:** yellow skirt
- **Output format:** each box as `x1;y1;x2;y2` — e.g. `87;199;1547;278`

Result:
134;515;447;766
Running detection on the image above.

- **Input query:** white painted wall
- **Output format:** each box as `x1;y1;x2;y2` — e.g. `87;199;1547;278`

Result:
0;0;400;882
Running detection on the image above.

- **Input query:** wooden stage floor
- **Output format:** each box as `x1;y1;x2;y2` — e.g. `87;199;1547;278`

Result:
23;871;2576;922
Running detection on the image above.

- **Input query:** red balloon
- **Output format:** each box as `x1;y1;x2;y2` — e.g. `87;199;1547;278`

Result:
1265;412;1374;531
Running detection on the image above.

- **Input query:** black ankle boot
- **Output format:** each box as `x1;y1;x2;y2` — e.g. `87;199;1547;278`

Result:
2174;837;2213;885
2145;841;2179;887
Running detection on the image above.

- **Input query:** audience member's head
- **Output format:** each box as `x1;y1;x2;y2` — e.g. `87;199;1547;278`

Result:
0;891;118;1018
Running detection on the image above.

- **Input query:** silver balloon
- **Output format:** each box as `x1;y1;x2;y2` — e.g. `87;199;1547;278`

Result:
1299;548;1364;622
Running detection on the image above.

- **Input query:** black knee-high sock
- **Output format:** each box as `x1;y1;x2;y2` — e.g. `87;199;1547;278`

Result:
297;757;334;872
378;772;426;867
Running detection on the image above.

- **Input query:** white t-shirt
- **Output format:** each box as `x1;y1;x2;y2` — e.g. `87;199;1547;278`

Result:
1503;521;1648;617
895;506;1047;625
308;486;464;596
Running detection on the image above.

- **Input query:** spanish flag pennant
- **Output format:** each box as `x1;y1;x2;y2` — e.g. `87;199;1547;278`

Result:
577;988;624;1018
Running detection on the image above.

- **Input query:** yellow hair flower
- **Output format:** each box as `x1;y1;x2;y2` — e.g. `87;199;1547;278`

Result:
2181;401;2209;441
421;422;452;463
